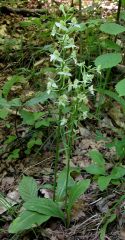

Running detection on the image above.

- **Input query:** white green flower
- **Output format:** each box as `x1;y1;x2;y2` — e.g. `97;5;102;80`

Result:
60;117;67;126
47;79;58;94
51;26;56;36
71;17;77;25
71;50;77;64
88;85;94;95
68;79;79;92
82;111;88;119
50;50;63;62
68;79;73;92
77;62;85;68
82;73;94;85
58;66;72;77
73;79;79;89
77;93;88;104
55;21;68;32
64;38;76;49
58;94;68;107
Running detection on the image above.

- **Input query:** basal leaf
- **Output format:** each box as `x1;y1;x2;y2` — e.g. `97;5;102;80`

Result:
68;179;90;211
56;168;75;201
35;119;51;128
19;176;38;201
24;198;65;221
120;11;125;20
8;98;22;107
0;109;9;119
25;91;56;106
9;210;50;233
101;39;121;51
98;176;111;191
98;89;125;112
4;135;16;144
115;78;125;96
2;75;24;98
100;22;125;35
84;164;106;175
20;110;34;125
110;166;125;179
0;97;10;108
20;20;33;27
89;150;105;166
20;110;43;125
95;53;122;69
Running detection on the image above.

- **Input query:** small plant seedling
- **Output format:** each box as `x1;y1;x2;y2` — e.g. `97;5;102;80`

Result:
84;150;125;191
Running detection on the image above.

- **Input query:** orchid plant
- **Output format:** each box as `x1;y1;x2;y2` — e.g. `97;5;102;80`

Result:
8;5;101;234
47;5;99;224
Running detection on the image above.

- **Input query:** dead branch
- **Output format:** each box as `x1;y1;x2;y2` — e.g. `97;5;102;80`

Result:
0;6;47;16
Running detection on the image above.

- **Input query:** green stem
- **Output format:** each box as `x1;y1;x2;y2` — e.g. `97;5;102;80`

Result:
104;68;111;89
53;108;61;201
79;0;83;59
65;123;74;227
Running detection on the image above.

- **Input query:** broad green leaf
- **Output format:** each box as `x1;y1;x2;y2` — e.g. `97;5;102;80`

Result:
35;138;42;145
68;179;90;211
35;119;51;128
32;18;41;27
95;53;122;69
25;91;56;106
9;210;50;233
19;176;38;201
115;78;125;96
20;20;33;27
111;179;120;185
89;150;105;166
24;198;65;221
98;176;111;191
0;193;12;211
99;214;116;240
20;110;35;125
0;97;10;108
110;166;125;179
98;89;125;112
8;98;22;107
4;135;16;144
27;138;42;149
56;168;75;201
87;19;101;26
84;164;106;175
113;138;125;159
8;149;20;160
27;139;36;149
120;11;125;20
101;39;121;51
100;23;125;35
2;75;24;98
20;110;43;125
79;23;86;32
0;109;9;119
